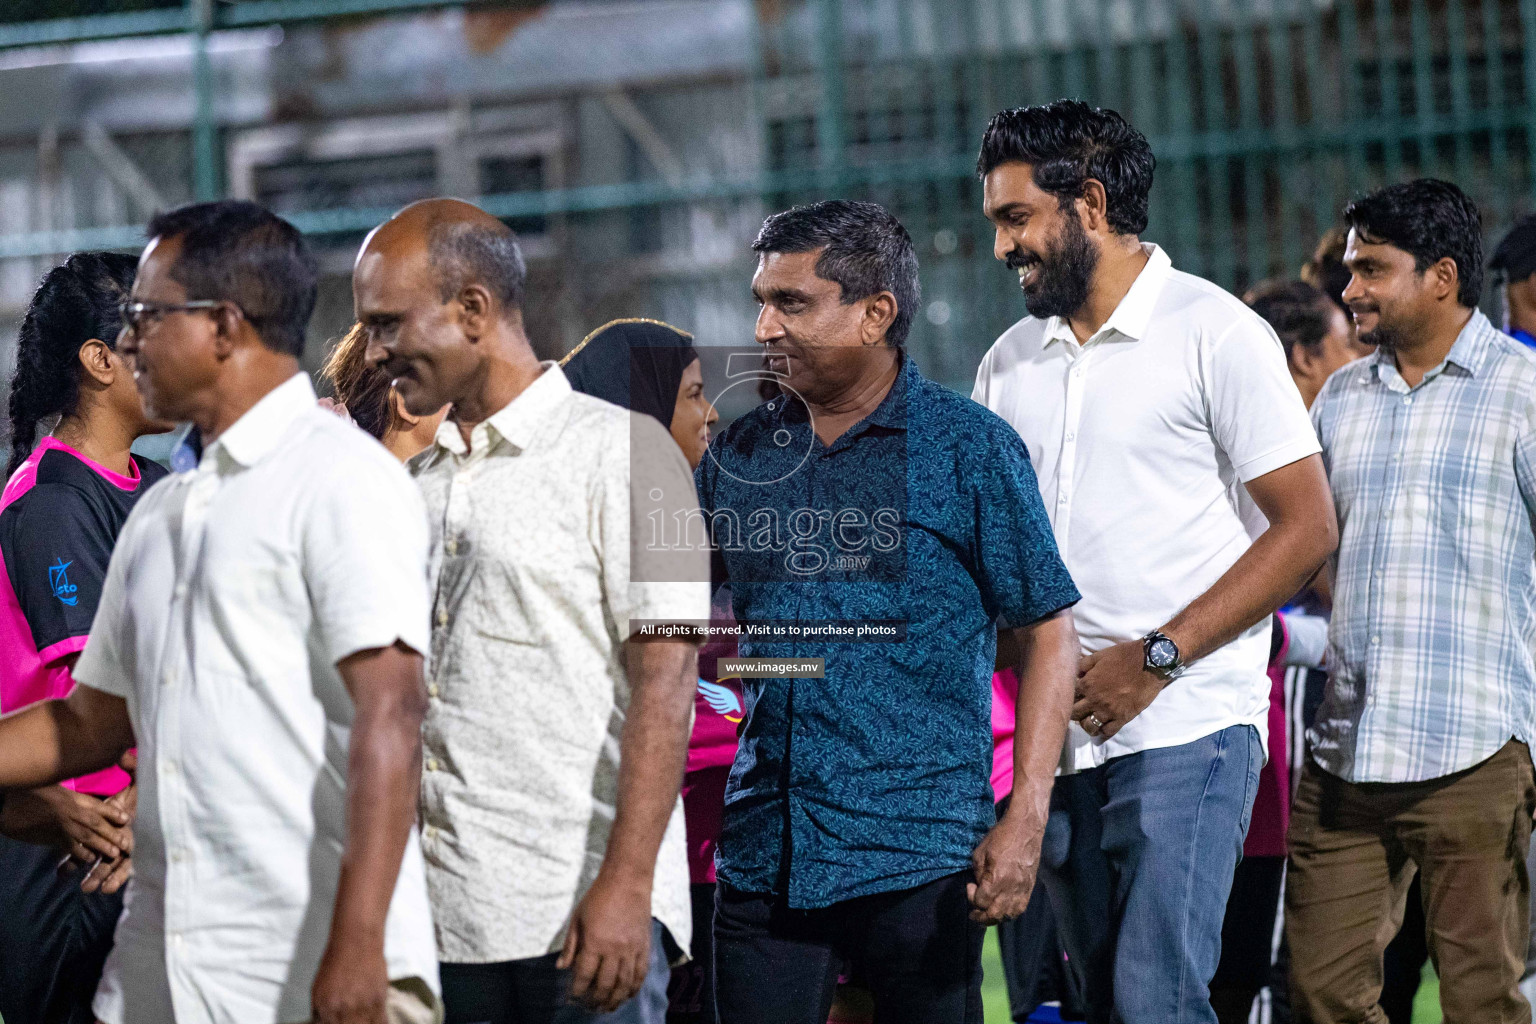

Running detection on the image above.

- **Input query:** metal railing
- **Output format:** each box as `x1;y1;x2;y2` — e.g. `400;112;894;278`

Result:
0;0;1532;386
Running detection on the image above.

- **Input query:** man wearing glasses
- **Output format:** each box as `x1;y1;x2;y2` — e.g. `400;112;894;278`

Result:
0;200;442;1024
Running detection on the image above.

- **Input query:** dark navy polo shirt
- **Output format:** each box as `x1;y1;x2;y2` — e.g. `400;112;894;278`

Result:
695;355;1078;908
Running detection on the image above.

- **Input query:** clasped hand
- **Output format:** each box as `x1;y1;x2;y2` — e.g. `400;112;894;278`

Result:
1071;640;1166;740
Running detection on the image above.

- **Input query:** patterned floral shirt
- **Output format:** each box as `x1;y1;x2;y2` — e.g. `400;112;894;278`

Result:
412;364;711;961
696;355;1079;908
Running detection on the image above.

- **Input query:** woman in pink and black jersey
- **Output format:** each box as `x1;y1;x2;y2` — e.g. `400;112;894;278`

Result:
0;252;174;1024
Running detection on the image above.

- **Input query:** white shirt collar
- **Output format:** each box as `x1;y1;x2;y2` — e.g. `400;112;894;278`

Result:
1043;243;1173;349
204;371;315;469
434;361;571;456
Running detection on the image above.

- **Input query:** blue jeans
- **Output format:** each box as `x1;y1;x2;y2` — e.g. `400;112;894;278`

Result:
1039;725;1262;1024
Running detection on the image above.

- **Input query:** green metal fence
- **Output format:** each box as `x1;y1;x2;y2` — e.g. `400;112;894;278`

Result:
2;0;1535;389
745;0;1536;384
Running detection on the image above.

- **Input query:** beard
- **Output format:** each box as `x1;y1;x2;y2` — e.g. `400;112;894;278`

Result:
1351;306;1404;351
1007;210;1100;320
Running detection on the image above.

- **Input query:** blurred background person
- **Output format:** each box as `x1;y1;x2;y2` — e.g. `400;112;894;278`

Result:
989;658;1085;1024
1300;227;1353;319
0;251;172;1024
1230;277;1367;1024
1490;212;1536;349
320;321;449;461
1246;280;1373;411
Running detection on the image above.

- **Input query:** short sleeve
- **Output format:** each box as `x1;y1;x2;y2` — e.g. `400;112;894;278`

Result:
301;449;432;664
72;509;136;699
600;412;711;640
1204;315;1322;482
3;485;116;662
972;425;1080;628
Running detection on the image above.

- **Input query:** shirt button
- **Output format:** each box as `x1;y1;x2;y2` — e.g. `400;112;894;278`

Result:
171;847;187;863
163;760;178;777
1402;396;1413;405
1370;635;1381;645
171;933;184;948
173;582;188;600
1390;453;1401;462
423;825;439;840
1064;432;1076;442
426;758;440;772
445;538;458;556
427;683;440;699
436;608;449;627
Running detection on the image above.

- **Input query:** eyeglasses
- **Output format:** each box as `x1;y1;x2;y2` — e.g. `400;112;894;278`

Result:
117;299;226;337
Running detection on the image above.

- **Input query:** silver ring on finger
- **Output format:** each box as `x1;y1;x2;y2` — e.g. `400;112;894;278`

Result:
1086;712;1104;732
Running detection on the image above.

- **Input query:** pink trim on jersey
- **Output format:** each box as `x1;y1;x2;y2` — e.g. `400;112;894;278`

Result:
991;668;1018;801
0;438;137;796
39;436;140;490
1245;618;1292;859
38;633;90;666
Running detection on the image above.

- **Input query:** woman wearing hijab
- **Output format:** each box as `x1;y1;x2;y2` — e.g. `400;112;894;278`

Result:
563;318;725;1024
562;318;715;468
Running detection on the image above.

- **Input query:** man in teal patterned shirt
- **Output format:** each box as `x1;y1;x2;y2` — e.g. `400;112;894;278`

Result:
699;200;1081;1024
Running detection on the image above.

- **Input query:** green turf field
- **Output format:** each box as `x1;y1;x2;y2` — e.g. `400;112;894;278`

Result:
0;934;1443;1024
979;928;1445;1023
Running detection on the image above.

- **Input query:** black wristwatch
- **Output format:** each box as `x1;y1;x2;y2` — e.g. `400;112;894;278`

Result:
1142;630;1184;681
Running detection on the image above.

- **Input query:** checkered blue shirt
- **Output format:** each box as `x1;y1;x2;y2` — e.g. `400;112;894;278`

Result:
1310;310;1536;782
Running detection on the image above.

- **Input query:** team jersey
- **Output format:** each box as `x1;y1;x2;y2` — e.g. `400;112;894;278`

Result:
0;436;166;794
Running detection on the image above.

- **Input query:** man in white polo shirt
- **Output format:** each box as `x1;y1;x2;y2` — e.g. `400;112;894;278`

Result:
970;101;1338;1023
0;201;441;1024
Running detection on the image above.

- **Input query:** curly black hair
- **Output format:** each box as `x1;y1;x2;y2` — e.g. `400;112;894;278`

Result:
7;251;140;478
1343;179;1485;308
976;100;1156;236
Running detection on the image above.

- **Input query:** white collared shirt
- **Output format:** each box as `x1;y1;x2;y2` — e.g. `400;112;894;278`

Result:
972;244;1320;770
411;363;710;964
75;372;440;1024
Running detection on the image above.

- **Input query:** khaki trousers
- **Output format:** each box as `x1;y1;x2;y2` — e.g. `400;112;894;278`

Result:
1286;740;1536;1024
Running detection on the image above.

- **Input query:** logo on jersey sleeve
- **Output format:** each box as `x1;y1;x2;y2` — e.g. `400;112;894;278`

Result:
698;679;744;723
49;558;78;606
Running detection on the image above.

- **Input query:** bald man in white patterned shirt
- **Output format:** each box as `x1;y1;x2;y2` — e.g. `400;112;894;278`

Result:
355;198;710;1024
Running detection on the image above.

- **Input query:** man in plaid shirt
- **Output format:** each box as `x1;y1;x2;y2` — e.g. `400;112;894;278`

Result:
1289;178;1536;1023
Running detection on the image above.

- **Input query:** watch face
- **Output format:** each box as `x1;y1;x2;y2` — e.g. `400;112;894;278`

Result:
1148;637;1179;669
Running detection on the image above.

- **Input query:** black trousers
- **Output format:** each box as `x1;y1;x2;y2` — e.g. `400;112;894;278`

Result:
712;871;984;1024
440;919;671;1024
0;833;123;1024
992;796;1084;1023
666;883;718;1024
1210;855;1285;1024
